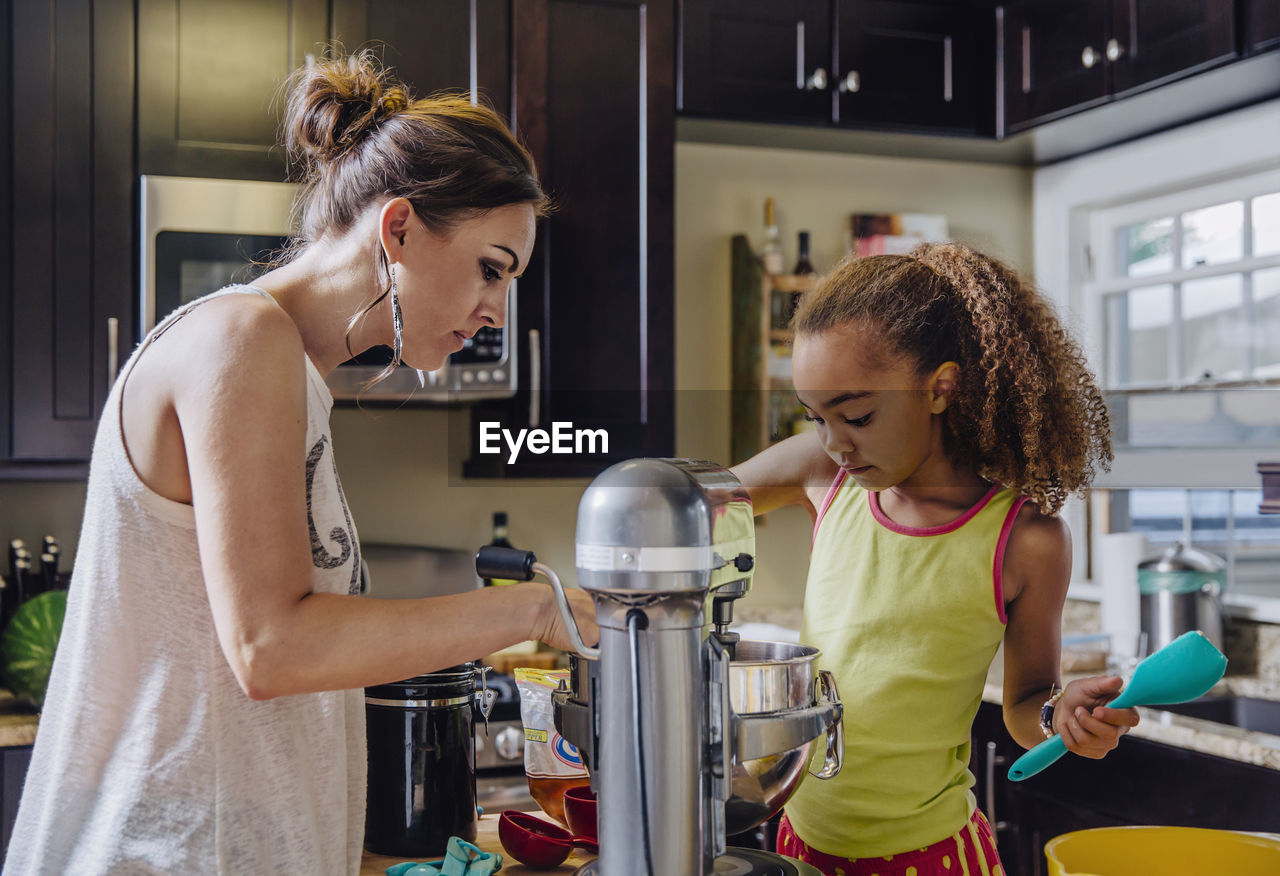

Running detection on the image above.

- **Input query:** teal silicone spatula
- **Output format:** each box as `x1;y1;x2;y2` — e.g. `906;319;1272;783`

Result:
1007;630;1227;782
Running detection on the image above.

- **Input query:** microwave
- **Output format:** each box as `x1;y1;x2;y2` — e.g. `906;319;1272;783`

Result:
139;175;518;403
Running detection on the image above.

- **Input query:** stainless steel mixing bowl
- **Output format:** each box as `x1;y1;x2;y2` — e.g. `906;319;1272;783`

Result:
553;640;842;836
726;640;840;834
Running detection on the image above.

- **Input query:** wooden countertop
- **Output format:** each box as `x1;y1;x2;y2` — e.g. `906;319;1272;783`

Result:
360;814;593;875
0;690;39;747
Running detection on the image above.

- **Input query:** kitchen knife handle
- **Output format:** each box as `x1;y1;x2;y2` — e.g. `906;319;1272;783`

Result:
475;546;537;582
1007;733;1067;782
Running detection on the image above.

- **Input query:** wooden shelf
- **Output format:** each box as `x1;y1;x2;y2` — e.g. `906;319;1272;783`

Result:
766;273;819;293
730;235;818;465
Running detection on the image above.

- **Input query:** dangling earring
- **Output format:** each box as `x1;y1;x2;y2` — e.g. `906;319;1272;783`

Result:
389;260;430;388
389;262;404;367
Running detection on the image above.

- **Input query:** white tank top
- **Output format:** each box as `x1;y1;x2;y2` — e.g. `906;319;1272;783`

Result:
5;287;366;875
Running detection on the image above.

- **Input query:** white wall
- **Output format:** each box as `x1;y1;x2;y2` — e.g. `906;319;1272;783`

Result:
0;140;1034;610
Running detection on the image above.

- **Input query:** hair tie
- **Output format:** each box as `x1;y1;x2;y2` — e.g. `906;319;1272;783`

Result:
378;88;408;117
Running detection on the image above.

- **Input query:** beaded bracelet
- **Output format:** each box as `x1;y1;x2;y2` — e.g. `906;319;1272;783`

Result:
1040;683;1065;738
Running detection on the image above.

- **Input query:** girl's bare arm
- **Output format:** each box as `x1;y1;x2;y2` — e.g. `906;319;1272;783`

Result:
729;431;836;518
1001;506;1138;753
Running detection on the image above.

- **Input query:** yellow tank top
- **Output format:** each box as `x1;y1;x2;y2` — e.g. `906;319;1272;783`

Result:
785;472;1026;858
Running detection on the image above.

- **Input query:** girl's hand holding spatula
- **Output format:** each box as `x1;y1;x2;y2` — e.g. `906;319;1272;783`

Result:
1051;675;1142;759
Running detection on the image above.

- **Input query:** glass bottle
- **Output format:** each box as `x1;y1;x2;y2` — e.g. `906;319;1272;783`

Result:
483;512;518;587
760;197;785;275
794;231;815;275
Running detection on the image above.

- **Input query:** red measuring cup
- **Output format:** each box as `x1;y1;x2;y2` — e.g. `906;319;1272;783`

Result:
498;810;599;869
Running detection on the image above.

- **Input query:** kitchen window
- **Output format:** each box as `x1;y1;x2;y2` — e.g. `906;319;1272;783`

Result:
1081;167;1280;611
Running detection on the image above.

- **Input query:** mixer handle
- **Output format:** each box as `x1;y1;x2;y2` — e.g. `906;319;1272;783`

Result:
809;670;844;780
475;546;538;581
473;548;601;659
533;561;601;660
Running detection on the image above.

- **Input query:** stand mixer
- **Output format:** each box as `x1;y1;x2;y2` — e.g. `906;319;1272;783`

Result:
476;458;844;875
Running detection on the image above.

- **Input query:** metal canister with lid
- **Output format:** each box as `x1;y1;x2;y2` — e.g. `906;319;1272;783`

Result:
364;663;495;857
1138;542;1225;653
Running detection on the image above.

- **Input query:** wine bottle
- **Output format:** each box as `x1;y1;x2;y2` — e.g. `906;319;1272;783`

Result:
794;231;815;275
483;512;519;587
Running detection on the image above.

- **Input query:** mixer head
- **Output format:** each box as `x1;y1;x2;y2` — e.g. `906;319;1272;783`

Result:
574;458;755;599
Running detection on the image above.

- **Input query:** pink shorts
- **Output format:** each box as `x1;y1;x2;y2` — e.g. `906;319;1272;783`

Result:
776;808;1006;876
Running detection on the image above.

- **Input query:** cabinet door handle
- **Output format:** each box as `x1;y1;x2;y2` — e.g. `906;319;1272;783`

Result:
984;741;1012;832
1081;45;1100;69
107;317;119;388
1021;27;1031;93
1105;38;1125;62
942;36;953;103
837;70;860;94
794;22;827;91
527;328;541;428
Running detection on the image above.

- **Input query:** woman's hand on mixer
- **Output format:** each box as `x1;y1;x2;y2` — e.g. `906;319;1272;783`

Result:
530;584;600;652
1056;676;1141;758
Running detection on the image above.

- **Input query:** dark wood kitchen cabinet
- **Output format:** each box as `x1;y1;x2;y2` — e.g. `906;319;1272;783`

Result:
679;0;993;135
1000;0;1238;134
1108;0;1237;95
679;0;834;124
0;744;32;857
464;0;675;478
330;0;511;117
836;0;994;135
999;0;1109;131
1250;0;1280;54
139;0;506;182
137;0;329;181
1;0;136;474
971;701;1280;876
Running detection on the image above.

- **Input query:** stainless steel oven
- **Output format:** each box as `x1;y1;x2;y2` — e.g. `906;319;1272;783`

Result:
140;175;518;402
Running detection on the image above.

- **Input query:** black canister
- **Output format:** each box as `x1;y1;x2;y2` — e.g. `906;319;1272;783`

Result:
365;664;480;856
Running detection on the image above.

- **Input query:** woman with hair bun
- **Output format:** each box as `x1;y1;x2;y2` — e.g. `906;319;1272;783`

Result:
733;243;1136;876
6;51;596;875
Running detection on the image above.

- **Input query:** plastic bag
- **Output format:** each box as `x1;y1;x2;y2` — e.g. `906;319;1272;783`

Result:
513;667;590;825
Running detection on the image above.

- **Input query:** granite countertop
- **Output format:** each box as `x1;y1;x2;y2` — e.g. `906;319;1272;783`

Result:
982;668;1280;771
735;604;1280;772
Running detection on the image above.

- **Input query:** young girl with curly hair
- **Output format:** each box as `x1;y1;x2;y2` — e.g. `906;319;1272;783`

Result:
732;242;1134;876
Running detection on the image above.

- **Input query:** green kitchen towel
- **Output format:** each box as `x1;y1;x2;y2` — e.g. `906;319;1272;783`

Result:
385;837;502;876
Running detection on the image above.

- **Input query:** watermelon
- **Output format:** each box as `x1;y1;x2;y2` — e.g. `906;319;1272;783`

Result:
1;590;68;708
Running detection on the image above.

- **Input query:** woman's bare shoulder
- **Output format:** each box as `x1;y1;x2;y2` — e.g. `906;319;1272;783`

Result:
152;293;304;387
121;292;306;503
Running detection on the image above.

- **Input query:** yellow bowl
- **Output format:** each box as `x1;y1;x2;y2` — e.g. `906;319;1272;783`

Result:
1046;826;1280;876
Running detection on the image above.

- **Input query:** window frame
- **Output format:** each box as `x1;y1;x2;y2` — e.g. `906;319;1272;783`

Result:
1033;99;1280;622
1085;168;1280;393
